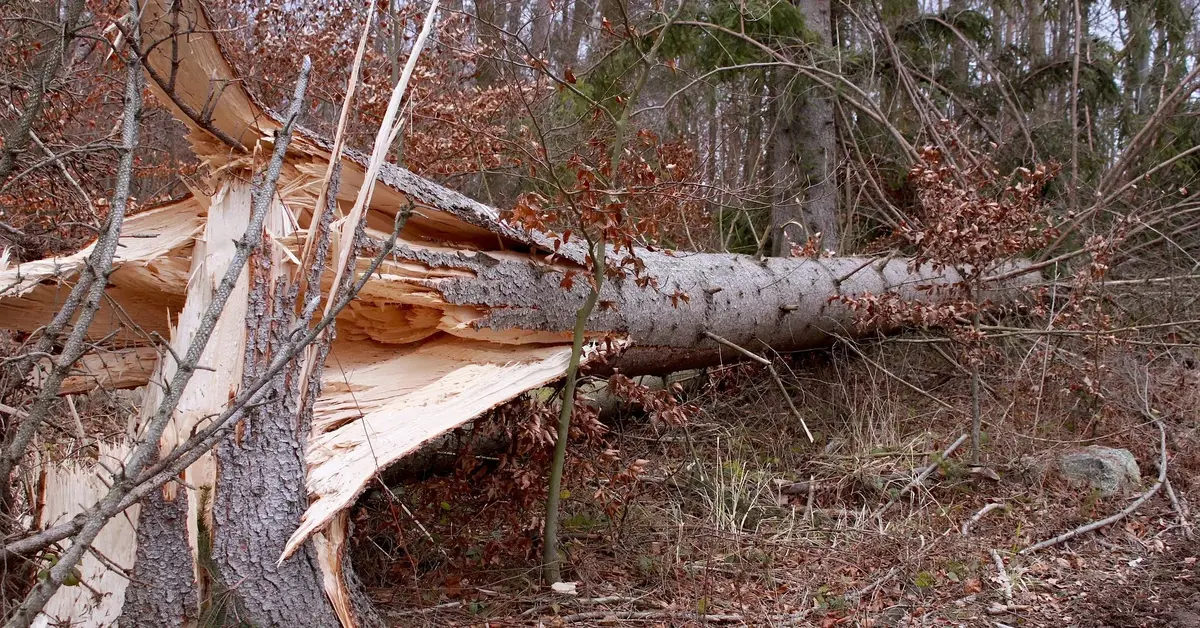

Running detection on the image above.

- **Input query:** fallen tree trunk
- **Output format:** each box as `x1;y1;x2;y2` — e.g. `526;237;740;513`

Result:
0;0;1041;625
388;242;1022;375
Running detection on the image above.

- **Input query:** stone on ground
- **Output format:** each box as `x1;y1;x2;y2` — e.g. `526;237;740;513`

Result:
1059;446;1141;497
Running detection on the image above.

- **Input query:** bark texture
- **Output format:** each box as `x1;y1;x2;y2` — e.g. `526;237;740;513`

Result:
0;0;86;184
400;245;1028;374
771;0;838;254
119;487;197;627
209;242;340;627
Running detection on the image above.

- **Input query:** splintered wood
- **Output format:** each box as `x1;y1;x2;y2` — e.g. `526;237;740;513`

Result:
33;443;139;628
1;5;612;577
0;198;203;340
287;337;606;557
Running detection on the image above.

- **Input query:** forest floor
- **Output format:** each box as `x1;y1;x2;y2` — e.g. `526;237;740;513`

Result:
351;340;1200;627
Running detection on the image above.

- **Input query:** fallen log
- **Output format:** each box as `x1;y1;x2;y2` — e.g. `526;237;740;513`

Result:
0;0;1041;624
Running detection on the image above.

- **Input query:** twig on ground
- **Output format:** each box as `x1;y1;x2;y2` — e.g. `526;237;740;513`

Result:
559;610;745;623
385;601;462;617
1020;418;1167;554
1163;476;1193;540
845;566;899;604
703;331;813;442
989;549;1013;604
518;596;667;618
875;433;968;518
963;502;1004;536
804;474;816;523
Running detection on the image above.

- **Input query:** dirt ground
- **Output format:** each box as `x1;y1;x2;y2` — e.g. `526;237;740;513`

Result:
352;348;1200;627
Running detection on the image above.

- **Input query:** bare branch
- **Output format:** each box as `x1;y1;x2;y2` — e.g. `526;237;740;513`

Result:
1;45;313;628
0;2;142;503
0;0;87;184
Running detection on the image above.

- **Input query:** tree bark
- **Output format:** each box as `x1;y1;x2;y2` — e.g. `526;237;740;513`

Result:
115;179;254;626
392;244;1031;375
531;0;552;56
948;0;969;88
119;486;197;627
208;203;341;627
771;0;839;255
474;0;503;86
1028;0;1046;66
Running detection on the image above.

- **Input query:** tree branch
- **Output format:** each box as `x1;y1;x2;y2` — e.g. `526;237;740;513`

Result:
1;44;312;628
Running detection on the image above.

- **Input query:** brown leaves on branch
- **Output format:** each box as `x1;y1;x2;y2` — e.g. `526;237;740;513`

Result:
207;2;529;178
507;128;704;296
899;143;1061;277
836;140;1070;368
607;373;696;427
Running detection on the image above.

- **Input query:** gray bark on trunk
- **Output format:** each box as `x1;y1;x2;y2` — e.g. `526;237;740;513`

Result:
118;487;197;627
474;0;502;86
207;248;341;627
531;0;551;55
399;244;1031;375
1029;0;1046;65
771;0;839;255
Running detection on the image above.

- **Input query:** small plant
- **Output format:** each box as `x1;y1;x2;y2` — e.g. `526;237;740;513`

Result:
912;570;938;589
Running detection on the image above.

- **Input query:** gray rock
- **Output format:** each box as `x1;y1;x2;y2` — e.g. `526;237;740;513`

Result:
1059;446;1141;496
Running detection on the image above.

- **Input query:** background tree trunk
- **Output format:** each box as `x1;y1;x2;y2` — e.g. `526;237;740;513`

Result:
474;0;502;86
771;0;839;255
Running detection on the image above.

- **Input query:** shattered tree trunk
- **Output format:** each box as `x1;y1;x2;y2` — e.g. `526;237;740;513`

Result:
0;1;1037;625
204;182;348;627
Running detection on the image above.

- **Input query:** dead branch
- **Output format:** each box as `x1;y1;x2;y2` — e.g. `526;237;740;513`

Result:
121;8;248;152
2;49;312;628
875;433;969;518
1019;418;1168;555
702;331;813;442
0;5;143;508
962;502;1004;536
990;549;1013;605
1164;476;1193;540
558;610;745;623
384;601;463;617
0;0;87;183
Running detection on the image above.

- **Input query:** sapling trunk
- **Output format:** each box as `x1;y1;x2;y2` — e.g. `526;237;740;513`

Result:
539;6;675;581
970;305;982;465
542;240;604;584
